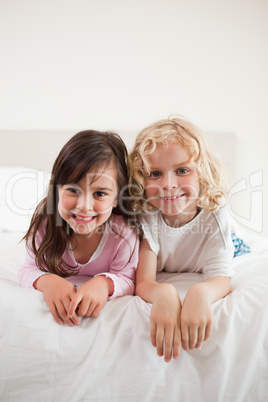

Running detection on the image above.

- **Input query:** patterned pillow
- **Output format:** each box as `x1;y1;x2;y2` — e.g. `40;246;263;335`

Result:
232;232;251;257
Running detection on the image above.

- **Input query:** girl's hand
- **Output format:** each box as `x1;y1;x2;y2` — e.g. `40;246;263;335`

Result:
34;274;80;327
150;284;182;362
68;276;113;320
180;284;213;350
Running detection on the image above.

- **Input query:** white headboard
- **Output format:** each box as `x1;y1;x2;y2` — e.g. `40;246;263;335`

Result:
0;130;237;182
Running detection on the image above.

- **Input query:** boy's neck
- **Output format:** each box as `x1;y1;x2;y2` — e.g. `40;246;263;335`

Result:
162;207;201;228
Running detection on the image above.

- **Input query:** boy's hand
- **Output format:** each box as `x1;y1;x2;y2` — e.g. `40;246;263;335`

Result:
34;274;80;327
68;275;113;320
180;284;213;350
150;284;182;362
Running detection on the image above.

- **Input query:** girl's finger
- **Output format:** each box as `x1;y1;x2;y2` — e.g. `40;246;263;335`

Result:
47;301;64;325
56;300;75;327
68;294;82;318
90;303;102;318
64;297;80;326
81;300;97;317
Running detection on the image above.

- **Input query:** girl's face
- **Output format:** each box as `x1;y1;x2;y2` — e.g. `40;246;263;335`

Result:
58;164;118;236
144;142;200;227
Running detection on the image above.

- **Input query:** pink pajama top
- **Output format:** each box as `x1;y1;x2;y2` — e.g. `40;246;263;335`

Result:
18;215;139;298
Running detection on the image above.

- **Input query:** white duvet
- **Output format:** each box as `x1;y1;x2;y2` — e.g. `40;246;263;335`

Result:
0;230;268;402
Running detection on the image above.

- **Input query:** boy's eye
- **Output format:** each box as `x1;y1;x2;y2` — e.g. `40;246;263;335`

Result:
177;168;189;174
150;171;161;178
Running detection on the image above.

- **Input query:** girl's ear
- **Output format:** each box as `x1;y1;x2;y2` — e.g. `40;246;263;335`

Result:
113;199;118;208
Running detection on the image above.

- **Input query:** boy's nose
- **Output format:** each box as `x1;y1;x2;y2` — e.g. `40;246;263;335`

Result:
162;172;177;190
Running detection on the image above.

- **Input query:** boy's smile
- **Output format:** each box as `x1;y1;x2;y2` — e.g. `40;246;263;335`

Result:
144;142;200;227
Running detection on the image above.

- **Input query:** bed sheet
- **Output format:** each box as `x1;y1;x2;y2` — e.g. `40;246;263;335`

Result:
0;231;268;402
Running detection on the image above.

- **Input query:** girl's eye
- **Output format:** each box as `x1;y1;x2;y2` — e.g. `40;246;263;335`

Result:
150;171;161;178
94;191;106;197
177;168;189;175
66;187;80;194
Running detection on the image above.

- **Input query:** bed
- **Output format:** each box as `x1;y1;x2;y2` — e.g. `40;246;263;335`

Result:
0;130;268;402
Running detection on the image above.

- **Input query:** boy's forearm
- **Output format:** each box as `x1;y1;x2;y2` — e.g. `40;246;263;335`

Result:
136;280;178;304
187;276;231;304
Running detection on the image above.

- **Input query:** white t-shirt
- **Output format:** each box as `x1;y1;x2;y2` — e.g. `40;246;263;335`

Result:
140;206;235;280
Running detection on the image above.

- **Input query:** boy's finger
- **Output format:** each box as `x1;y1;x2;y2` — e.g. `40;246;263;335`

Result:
173;326;181;359
150;322;157;347
181;323;189;350
189;326;198;349
155;326;164;357
163;327;173;362
204;321;213;341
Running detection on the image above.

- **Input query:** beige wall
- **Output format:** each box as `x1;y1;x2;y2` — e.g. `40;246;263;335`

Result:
1;0;267;236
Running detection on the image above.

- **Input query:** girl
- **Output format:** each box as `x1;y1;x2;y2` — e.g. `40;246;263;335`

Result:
128;117;235;363
18;130;139;327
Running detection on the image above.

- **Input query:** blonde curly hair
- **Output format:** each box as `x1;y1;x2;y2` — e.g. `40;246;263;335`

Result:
128;116;228;213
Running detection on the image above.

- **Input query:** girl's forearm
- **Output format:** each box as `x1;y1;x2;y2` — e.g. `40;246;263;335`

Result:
96;275;114;297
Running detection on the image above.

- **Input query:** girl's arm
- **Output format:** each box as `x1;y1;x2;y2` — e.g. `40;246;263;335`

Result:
95;224;140;298
19;236;80;327
180;276;231;350
68;224;139;320
34;273;80;327
136;239;182;362
68;275;114;319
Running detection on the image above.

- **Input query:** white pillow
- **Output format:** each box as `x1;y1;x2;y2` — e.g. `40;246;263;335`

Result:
0;167;50;232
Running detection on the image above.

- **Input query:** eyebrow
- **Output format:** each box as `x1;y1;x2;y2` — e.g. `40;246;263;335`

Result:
149;160;192;169
90;185;114;192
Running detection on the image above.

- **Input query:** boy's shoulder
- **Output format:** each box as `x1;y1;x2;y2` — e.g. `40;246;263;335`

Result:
138;210;161;225
210;205;232;224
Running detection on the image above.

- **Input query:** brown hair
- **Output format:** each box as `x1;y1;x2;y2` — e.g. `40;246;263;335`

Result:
23;130;135;277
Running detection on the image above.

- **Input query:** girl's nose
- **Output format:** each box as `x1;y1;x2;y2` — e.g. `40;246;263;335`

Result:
162;172;177;190
77;193;93;211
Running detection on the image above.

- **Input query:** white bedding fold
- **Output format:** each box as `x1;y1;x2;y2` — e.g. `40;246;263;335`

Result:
0;232;268;402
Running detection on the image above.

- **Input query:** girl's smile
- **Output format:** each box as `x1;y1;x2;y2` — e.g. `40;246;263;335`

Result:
69;213;97;224
58;165;118;236
144;143;200;227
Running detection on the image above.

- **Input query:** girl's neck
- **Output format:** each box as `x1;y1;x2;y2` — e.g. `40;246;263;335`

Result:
70;225;105;265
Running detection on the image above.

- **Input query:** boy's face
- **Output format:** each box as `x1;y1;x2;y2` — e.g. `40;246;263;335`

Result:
143;142;200;227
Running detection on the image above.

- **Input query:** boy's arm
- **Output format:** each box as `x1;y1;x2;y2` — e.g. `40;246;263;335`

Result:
181;276;231;350
136;239;182;362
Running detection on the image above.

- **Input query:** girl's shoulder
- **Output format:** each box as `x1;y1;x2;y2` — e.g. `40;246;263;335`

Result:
109;214;139;239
